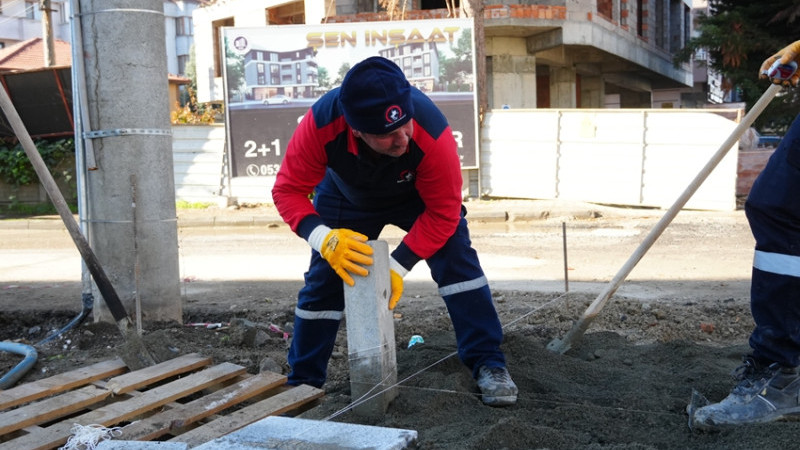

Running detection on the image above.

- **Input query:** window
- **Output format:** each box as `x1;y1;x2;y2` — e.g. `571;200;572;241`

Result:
620;0;628;27
176;17;193;36
655;0;664;49
637;0;644;37
420;0;459;10
25;0;36;19
257;63;266;85
177;55;189;75
598;0;613;20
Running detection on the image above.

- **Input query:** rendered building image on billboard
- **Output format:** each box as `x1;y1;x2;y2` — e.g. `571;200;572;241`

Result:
221;18;478;178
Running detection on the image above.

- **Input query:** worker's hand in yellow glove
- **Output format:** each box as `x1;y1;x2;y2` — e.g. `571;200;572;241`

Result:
759;41;800;86
389;257;409;310
309;226;373;286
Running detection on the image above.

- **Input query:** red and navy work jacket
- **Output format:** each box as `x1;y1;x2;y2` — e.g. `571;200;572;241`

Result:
272;86;463;271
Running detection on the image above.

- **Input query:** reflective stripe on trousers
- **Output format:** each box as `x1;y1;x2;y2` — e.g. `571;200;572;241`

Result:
745;112;800;368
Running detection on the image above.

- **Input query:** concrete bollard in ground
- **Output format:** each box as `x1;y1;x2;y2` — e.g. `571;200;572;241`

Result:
343;240;398;418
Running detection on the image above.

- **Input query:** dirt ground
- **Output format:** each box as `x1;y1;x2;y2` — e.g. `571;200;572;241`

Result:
2;201;799;449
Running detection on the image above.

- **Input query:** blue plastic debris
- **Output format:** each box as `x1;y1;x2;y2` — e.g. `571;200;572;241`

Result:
407;335;424;348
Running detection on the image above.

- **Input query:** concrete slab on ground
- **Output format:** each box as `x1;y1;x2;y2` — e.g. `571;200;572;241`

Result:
192;416;418;449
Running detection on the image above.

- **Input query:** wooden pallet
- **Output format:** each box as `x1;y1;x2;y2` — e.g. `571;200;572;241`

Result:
0;353;324;449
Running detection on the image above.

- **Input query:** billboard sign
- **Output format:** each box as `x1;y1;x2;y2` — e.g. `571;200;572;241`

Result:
221;18;478;178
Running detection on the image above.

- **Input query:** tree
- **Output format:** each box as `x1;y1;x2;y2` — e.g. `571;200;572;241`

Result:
224;41;246;102
450;28;474;74
183;44;198;105
438;30;474;91
172;44;216;125
675;0;800;133
318;67;331;90
333;63;351;87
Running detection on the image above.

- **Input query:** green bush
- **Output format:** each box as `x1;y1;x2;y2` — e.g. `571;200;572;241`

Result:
0;138;74;187
0;138;76;209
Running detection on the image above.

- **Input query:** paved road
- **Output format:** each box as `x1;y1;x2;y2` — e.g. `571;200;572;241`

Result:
0;200;755;306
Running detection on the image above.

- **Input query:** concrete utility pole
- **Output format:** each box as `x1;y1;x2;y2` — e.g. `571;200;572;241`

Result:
40;0;54;66
78;0;182;324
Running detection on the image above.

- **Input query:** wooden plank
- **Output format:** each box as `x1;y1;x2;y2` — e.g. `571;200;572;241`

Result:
0;385;110;435
105;353;210;394
172;384;324;447
0;359;127;410
120;371;287;441
0;362;246;450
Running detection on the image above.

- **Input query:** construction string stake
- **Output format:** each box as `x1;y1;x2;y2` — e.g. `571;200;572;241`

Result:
562;222;569;293
131;174;143;335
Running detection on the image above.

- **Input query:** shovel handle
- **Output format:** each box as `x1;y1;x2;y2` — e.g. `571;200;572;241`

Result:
548;82;783;354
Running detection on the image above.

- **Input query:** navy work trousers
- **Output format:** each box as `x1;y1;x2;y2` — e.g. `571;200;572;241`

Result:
287;181;507;388
745;113;800;368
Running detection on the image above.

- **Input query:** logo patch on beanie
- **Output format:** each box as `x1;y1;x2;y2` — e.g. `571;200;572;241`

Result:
385;105;407;128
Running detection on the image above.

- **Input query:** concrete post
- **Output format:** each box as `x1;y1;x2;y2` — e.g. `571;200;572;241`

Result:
489;54;537;109
580;76;605;108
79;0;182;323
343;240;398;418
550;66;578;108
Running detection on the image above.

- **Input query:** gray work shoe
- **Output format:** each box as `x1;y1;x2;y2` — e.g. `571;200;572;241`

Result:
476;365;518;406
692;357;800;430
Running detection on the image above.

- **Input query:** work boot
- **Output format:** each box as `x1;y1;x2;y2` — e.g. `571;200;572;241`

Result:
476;365;518;406
691;357;800;430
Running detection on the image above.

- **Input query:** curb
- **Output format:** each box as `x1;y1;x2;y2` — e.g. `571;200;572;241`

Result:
0;200;631;231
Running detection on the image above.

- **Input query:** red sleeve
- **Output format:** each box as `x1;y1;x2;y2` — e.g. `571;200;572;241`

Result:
271;111;329;233
402;123;463;259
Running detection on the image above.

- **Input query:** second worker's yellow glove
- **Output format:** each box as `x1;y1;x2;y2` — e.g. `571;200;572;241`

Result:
309;226;374;286
389;257;409;310
759;40;800;86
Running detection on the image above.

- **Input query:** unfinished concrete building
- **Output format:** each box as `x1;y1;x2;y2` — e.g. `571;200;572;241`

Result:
193;0;694;109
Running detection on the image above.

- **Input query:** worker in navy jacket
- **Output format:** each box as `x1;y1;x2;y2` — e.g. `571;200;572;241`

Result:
692;41;800;428
271;56;517;406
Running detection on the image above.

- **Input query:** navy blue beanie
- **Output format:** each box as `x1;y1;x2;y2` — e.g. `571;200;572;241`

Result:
339;56;414;134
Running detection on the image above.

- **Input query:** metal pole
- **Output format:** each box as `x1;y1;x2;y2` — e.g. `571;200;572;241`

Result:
70;0;95;308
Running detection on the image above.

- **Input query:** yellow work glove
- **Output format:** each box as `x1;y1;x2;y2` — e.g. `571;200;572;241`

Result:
308;226;373;286
389;257;409;310
759;41;800;86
